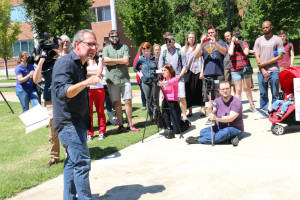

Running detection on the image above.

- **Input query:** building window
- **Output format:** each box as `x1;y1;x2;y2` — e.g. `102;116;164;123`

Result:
91;6;111;23
13;40;34;57
10;6;28;22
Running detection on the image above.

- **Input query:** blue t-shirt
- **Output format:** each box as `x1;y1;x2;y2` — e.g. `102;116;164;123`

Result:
15;64;35;91
203;41;227;76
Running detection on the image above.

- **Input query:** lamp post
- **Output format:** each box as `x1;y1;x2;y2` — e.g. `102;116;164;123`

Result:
227;0;231;31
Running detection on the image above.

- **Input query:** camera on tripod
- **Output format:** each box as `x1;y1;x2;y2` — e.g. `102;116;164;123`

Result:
27;32;60;65
204;77;215;92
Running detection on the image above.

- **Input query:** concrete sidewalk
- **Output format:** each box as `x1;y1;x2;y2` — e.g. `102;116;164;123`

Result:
6;89;300;200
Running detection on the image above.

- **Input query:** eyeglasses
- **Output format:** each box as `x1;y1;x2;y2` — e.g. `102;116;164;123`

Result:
142;47;150;50
81;42;99;49
220;88;231;91
110;35;119;39
165;40;172;44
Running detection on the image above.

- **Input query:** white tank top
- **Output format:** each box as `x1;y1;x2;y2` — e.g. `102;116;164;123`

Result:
86;60;104;89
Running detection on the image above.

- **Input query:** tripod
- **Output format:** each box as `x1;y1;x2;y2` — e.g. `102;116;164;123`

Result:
0;90;14;114
142;80;183;142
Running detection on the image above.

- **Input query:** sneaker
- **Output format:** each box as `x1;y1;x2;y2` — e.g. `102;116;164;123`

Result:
117;125;125;133
268;108;274;114
276;112;284;119
87;135;93;142
260;109;269;116
186;136;200;144
142;107;146;111
254;113;267;120
98;133;105;140
205;119;211;125
249;104;257;112
127;124;140;132
231;136;239;147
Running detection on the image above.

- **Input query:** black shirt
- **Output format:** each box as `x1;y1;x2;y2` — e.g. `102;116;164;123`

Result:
51;50;90;133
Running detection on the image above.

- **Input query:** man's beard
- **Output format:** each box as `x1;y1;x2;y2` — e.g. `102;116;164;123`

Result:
112;39;120;46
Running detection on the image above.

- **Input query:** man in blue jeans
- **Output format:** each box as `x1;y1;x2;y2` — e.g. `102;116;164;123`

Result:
52;29;101;200
186;81;243;146
253;21;285;120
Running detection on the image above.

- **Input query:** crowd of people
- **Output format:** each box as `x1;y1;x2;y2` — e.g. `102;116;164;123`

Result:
14;20;295;199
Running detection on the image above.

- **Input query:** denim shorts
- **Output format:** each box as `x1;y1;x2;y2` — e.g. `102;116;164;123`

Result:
231;70;252;82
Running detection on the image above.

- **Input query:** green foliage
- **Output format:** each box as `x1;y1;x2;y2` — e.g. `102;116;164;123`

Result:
22;0;94;39
241;0;300;47
115;0;174;47
0;0;21;79
168;0;241;45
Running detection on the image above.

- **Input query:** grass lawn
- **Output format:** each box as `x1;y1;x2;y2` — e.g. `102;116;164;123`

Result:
0;101;157;199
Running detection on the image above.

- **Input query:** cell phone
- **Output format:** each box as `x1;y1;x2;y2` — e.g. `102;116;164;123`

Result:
203;37;211;42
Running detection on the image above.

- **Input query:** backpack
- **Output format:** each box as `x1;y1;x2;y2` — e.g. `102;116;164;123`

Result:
162;48;183;70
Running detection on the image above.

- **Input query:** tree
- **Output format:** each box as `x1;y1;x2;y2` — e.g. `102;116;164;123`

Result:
240;0;300;47
167;0;241;45
115;0;174;47
0;0;21;79
22;0;94;39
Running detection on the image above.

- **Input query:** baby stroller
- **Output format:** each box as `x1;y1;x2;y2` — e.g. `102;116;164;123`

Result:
270;66;300;135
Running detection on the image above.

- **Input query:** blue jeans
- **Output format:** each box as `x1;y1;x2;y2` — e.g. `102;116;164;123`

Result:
258;72;279;114
162;100;181;134
15;87;39;113
139;82;147;107
271;100;292;112
198;126;242;144
58;124;92;200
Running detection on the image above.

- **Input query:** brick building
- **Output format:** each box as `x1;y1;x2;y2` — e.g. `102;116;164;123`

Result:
0;0;137;71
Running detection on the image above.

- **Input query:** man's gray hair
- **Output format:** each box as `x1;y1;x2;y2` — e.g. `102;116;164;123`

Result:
72;29;96;48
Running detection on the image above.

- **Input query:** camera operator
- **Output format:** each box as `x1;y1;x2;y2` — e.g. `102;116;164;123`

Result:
33;35;71;168
133;42;159;123
195;25;227;124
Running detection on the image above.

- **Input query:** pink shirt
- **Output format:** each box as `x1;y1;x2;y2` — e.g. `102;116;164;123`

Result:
162;77;178;101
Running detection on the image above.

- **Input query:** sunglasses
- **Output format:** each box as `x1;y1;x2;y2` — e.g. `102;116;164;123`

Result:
110;35;119;39
142;47;150;50
165;40;172;44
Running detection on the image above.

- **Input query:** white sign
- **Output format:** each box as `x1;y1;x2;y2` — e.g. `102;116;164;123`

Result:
19;104;50;134
294;78;300;121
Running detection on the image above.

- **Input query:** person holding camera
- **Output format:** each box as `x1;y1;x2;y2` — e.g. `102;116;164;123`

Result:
33;35;71;168
228;30;256;112
186;81;243;146
15;51;39;113
158;35;188;121
253;21;285;120
134;42;159;122
158;64;190;139
195;25;227;102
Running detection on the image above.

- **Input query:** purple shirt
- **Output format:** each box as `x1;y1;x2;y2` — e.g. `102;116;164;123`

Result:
213;96;244;132
15;64;35;91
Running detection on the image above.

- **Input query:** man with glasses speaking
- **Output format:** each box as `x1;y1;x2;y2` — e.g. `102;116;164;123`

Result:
186;81;244;146
103;30;140;133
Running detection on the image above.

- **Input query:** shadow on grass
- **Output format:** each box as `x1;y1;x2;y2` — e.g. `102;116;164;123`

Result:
89;146;119;160
99;184;165;200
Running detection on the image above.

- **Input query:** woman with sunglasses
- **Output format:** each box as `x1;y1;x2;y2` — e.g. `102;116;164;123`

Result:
133;43;147;111
158;64;190;139
134;42;159;122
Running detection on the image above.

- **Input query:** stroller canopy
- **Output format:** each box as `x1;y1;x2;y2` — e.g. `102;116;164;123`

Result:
279;66;300;95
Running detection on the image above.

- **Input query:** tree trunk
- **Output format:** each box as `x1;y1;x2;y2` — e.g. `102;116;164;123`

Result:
4;58;9;79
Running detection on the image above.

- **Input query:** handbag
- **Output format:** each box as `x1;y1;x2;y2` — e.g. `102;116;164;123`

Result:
243;65;253;74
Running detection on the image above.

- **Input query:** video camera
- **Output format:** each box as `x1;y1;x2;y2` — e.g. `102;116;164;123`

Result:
204;77;215;92
233;32;244;41
27;32;60;65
